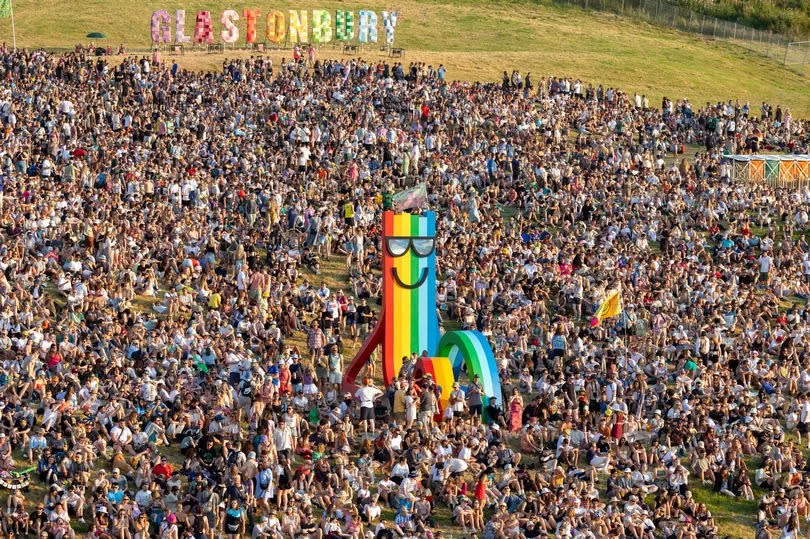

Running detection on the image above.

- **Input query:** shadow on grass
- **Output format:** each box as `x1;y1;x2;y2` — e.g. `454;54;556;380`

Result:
689;482;759;538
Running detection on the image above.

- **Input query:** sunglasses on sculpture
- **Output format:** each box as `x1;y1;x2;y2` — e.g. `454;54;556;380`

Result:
385;237;436;258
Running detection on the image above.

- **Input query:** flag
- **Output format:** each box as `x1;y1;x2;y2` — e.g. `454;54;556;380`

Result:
590;288;622;327
0;0;10;18
392;183;427;211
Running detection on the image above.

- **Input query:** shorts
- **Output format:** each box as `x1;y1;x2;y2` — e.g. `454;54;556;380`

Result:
345;217;355;228
469;404;483;416
328;371;342;385
360;407;375;420
799;422;808;434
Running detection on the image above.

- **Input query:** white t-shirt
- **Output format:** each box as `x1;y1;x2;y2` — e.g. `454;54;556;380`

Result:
759;255;772;273
391;462;409;478
110;425;132;444
801;401;810;423
355;386;382;408
446;458;469;474
297;146;311;167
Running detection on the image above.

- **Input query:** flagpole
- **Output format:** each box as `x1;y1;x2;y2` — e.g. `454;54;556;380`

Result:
9;0;15;51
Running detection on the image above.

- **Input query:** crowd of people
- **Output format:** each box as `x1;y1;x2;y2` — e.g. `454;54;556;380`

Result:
0;45;808;539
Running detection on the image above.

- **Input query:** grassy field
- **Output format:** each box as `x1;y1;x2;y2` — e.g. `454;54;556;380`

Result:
0;0;808;114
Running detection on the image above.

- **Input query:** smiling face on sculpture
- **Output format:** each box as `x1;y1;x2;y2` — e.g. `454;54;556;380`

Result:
382;211;440;382
385;235;435;288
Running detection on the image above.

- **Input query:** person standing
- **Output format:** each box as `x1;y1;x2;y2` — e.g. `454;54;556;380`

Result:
508;388;523;433
355;378;383;434
449;382;466;425
307;320;325;364
357;299;373;343
393;381;407;424
758;252;773;284
799;394;810;449
405;386;418;428
419;378;438;429
223;499;245;538
327;344;343;388
273;419;293;459
467;375;484;424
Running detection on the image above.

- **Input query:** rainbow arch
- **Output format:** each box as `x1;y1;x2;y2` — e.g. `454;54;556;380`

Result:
436;330;503;408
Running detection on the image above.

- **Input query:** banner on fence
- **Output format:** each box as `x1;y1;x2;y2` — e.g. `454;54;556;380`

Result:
151;8;399;45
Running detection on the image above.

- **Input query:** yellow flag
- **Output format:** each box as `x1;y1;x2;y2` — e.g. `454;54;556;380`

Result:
591;288;622;327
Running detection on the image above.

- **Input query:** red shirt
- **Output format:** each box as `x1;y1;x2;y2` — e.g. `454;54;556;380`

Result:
46;352;62;368
152;463;173;479
474;478;487;501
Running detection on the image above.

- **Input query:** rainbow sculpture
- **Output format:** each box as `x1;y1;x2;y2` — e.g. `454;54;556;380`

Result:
343;210;503;412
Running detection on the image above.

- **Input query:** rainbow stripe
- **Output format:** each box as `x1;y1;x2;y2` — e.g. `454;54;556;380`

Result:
382;211;439;383
436;330;503;408
413;356;455;411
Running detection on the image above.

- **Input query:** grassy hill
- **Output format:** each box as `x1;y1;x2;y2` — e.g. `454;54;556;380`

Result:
0;0;808;115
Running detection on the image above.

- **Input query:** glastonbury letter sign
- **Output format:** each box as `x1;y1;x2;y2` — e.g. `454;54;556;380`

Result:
151;8;399;45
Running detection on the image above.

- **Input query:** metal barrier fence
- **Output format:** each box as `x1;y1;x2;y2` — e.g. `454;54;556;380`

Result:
785;41;810;66
551;0;801;66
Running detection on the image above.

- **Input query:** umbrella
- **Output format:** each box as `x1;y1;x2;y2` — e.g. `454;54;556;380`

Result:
86;32;107;39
